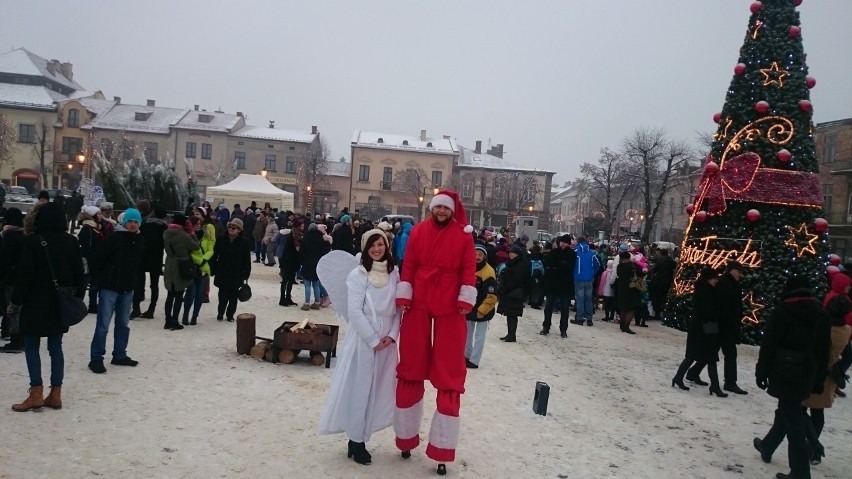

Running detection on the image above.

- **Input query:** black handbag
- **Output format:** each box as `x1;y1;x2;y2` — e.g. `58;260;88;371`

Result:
178;258;201;280
39;236;88;329
238;282;252;302
702;322;719;334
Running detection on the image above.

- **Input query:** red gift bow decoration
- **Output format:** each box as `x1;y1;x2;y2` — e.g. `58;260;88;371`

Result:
694;152;823;215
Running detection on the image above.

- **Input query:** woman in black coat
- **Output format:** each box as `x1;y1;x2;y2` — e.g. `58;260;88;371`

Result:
540;235;576;336
10;203;84;412
278;220;304;307
671;268;726;395
211;220;251;322
497;246;528;343
614;251;641;334
753;276;831;479
299;223;330;309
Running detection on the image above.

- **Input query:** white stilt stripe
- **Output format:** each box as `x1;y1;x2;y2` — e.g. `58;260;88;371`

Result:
394;399;424;439
428;411;460;450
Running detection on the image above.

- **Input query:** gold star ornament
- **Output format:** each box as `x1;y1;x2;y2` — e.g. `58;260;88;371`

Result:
785;223;819;257
741;291;765;326
760;61;788;88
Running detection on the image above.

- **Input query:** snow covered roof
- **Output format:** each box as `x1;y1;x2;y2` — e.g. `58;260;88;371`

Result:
231;125;317;143
77;98;117;118
351;130;458;155
89;103;189;134
456;145;555;174
0;48;86;92
325;161;351;177
0;83;63;110
174;111;243;132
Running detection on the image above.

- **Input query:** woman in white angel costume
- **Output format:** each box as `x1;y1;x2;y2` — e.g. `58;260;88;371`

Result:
317;229;400;465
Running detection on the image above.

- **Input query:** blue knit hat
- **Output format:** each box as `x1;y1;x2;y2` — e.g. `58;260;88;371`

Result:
122;208;142;226
339;214;351;224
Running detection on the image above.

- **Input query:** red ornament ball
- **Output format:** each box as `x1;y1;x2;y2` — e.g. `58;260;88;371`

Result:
685;204;695;215
695;211;708;223
734;63;747;75
705;161;719;174
827;265;840;276
789;25;801;38
814;218;828;233
755;100;770;113
806;76;816;89
799;100;813;112
746;209;760;222
777;149;792;162
829;254;841;266
794;0;803;6
750;2;763;13
713;112;722;124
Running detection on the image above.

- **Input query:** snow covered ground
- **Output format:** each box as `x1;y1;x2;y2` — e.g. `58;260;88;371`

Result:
1;263;850;478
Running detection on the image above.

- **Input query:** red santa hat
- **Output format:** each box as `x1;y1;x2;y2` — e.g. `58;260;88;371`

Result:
429;189;473;233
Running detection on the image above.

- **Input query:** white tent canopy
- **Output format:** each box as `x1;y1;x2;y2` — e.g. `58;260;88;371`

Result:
206;174;294;212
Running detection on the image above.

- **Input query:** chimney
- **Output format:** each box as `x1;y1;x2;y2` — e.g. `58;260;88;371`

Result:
475;140;482;154
194;105;199;111
487;143;505;158
147;99;155;107
236;111;243;117
113;96;121;104
311;125;318;134
268;120;275;129
420;129;427;141
60;62;73;81
47;59;58;74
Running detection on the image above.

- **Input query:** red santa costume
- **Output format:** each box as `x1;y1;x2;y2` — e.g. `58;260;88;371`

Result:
394;189;477;468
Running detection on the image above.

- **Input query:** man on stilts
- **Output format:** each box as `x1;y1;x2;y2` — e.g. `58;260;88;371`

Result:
394;189;476;476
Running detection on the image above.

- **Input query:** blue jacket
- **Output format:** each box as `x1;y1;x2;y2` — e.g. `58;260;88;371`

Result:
395;222;413;261
573;241;600;282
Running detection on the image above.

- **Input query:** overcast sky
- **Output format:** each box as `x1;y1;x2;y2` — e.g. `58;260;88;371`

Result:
2;0;850;185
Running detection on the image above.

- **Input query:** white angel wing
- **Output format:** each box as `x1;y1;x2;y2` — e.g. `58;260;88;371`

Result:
317;250;359;323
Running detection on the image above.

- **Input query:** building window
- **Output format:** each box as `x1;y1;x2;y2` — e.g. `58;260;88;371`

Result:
120;138;135;161
289;146;295;150
825;135;837;163
382;167;393;190
286;156;297;173
358;165;370;182
265;154;277;171
101;138;114;159
144;142;158;163
186;142;196;158
18;124;36;143
61;136;83;154
68;109;80;128
235;151;245;170
201;143;212;159
377;138;384;144
432;171;442;188
402;140;409;146
823;183;833;217
462;181;473;198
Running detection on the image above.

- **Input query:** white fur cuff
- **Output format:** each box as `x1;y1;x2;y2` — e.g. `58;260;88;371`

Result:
394;399;424;440
397;281;413;301
458;285;476;307
428;411;460;450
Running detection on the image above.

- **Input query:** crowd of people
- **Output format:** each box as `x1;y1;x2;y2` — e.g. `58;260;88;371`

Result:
0;189;848;478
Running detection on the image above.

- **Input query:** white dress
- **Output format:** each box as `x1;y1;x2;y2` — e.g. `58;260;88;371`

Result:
318;267;401;442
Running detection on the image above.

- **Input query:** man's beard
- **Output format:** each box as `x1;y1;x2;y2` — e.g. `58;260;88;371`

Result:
432;213;452;227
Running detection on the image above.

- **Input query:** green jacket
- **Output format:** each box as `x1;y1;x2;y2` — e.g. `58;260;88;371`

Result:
192;226;216;276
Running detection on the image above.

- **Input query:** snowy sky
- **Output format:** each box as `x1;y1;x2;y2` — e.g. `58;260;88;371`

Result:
2;0;850;185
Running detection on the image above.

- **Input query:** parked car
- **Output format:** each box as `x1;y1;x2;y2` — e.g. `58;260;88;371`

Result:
9;186;35;203
535;230;552;243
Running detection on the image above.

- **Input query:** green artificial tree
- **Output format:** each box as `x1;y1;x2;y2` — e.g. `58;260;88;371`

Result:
665;0;828;345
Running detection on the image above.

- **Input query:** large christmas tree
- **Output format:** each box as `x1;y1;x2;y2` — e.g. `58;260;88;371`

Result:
665;0;828;345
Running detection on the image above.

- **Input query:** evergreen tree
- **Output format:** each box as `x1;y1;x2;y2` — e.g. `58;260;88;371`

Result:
665;0;827;345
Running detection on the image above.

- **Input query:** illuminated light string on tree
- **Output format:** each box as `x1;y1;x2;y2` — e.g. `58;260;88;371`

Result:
666;0;828;345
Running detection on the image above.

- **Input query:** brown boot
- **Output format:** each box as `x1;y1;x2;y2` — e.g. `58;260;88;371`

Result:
44;386;62;410
12;386;44;412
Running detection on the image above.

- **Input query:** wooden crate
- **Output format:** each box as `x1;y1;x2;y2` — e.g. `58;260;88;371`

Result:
273;322;339;368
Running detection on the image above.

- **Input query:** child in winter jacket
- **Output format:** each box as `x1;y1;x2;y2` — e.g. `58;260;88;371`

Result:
599;260;617;322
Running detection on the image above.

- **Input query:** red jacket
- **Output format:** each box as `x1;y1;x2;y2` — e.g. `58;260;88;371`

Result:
823;273;852;327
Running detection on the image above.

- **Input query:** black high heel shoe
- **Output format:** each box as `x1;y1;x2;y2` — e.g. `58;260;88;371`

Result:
437;464;447;475
709;386;728;397
671;378;690;391
347;440;372;465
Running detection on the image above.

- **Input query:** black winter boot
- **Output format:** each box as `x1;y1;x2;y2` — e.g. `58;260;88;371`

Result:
671;358;691;390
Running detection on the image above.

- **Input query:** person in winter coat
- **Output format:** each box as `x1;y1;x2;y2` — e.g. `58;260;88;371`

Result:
318;230;400;466
800;272;852;464
263;215;279;266
278;219;303;306
614;250;641;334
65;191;83;232
253;211;268;263
0;208;25;352
572;237;601;326
88;208;145;374
181;215;215;325
77;205;104;313
332;215;355;254
671;267;727;396
162;213;200;330
540;235;576;337
134;204;168;319
241;209;257;243
497;244;529;343
649;246;676;320
211;218;251;321
394;222;413;271
598;260;616;322
300;223;330;310
465;243;497;368
9;203;84;411
528;244;545;309
753;276;830;479
688;261;748;394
